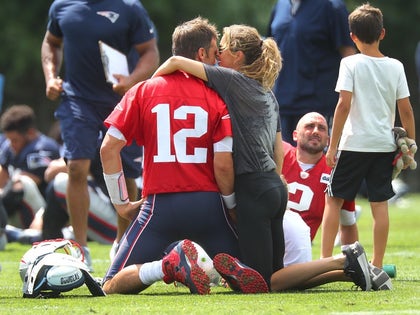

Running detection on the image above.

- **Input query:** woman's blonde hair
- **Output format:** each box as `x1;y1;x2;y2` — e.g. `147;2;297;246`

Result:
222;25;282;90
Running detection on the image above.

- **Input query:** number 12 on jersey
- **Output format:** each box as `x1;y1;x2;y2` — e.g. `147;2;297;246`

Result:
152;104;208;164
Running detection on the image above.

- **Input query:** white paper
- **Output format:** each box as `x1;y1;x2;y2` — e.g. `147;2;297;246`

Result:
99;41;129;85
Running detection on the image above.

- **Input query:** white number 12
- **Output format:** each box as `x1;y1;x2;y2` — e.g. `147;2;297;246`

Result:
152;104;208;163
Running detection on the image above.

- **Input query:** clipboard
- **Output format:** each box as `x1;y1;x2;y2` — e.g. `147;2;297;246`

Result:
99;41;129;85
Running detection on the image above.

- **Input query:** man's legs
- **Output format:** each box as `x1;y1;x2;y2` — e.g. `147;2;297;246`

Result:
104;239;210;295
56;97;97;253
67;159;90;247
283;210;312;266
270;255;346;291
103;264;144;294
271;242;372;291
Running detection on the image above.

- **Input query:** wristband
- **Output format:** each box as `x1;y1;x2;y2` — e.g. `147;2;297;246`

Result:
222;193;236;209
103;171;129;205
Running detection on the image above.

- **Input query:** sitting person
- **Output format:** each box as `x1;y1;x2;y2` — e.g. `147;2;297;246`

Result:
41;154;120;246
282;112;359;266
5;155;123;246
0;105;60;228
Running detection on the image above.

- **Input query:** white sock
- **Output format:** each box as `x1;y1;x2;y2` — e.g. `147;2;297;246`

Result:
341;244;350;252
139;260;164;285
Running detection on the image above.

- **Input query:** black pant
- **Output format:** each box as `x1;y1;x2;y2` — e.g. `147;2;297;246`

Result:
235;171;288;289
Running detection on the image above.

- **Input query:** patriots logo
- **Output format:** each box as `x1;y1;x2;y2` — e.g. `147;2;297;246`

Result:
27;152;53;169
97;11;119;23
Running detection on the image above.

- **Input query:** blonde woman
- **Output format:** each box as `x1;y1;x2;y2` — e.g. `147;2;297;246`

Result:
154;24;287;292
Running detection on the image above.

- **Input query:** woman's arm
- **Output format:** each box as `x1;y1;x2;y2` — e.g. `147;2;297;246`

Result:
152;56;208;81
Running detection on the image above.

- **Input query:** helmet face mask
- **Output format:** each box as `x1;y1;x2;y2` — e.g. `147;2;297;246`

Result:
19;239;84;282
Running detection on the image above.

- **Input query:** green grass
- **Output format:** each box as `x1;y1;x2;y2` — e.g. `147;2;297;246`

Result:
1;194;420;314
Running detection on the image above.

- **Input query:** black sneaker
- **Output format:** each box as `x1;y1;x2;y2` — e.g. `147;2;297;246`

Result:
343;242;372;291
369;264;392;290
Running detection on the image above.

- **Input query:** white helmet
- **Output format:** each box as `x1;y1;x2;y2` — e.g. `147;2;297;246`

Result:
19;238;104;298
22;252;104;298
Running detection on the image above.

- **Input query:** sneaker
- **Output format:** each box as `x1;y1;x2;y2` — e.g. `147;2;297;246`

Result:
192;241;221;287
162;239;210;295
213;253;269;293
5;224;23;242
342;241;372;291
17;229;42;245
82;246;94;272
61;226;75;240
369;264;392;290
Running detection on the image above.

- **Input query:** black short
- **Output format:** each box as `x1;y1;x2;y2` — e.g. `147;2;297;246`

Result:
327;151;395;202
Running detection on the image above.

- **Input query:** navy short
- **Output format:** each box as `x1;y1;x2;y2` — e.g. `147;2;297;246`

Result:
104;191;240;282
328;151;395;202
56;96;142;178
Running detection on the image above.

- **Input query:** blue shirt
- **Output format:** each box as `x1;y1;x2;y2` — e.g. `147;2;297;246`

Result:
0;134;61;194
268;0;353;116
47;0;157;105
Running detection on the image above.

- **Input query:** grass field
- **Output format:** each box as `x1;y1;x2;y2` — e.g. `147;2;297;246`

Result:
1;194;420;314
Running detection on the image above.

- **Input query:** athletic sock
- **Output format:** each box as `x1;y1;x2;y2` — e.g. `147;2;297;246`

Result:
139;260;164;285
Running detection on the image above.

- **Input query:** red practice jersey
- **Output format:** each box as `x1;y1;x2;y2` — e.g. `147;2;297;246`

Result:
282;142;355;241
105;71;232;196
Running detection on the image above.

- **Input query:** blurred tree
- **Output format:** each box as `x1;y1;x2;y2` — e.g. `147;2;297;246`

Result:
142;0;274;59
0;1;55;130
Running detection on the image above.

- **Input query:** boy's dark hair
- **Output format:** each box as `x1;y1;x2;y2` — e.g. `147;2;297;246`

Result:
0;104;36;134
349;3;383;44
172;16;219;59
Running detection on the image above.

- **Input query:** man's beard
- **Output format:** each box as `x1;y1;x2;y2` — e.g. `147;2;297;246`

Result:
299;142;325;155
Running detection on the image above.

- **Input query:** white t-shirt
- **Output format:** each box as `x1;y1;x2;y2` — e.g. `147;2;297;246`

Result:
335;54;410;152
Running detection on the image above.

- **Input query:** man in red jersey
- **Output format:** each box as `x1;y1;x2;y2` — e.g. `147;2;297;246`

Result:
282;112;358;266
100;17;240;295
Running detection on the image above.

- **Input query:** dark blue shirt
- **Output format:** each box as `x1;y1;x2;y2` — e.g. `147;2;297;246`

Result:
47;0;157;106
0;134;61;195
268;0;354;116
